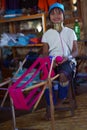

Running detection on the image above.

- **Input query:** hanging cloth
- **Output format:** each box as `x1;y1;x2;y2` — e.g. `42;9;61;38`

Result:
1;0;6;10
19;0;38;9
48;0;62;6
38;0;62;12
38;0;48;12
5;0;20;10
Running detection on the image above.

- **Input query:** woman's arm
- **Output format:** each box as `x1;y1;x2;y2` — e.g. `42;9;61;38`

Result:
71;40;78;58
57;40;78;64
42;43;49;57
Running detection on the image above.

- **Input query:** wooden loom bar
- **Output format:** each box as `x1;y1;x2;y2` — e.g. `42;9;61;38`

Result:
22;74;59;92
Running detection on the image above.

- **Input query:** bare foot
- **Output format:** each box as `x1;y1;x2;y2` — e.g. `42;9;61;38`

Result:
43;106;51;121
44;112;51;121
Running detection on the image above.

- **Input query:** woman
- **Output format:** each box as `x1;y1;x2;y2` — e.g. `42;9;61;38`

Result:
41;2;78;120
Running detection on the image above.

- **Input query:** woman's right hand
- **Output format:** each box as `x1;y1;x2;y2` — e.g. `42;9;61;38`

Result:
55;56;68;65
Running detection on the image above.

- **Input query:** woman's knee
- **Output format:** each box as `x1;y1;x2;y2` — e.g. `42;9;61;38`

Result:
59;73;68;82
59;73;69;87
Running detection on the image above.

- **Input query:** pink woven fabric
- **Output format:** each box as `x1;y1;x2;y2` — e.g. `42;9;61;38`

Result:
8;57;55;110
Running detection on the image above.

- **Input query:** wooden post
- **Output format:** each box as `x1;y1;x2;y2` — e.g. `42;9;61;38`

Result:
48;78;55;130
80;0;87;38
48;57;55;130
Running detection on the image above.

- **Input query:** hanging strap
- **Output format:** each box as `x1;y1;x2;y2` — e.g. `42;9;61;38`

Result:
59;34;64;56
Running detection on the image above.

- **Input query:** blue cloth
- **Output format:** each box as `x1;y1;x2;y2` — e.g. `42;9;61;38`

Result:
6;9;22;15
44;84;69;106
17;34;36;46
44;87;57;106
58;84;69;99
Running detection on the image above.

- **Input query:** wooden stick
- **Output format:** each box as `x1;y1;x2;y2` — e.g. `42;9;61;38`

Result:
23;74;59;92
48;78;55;130
48;57;54;78
0;77;11;107
47;57;55;130
0;80;11;107
1;90;8;107
0;78;11;87
13;57;27;78
0;56;27;107
32;84;46;111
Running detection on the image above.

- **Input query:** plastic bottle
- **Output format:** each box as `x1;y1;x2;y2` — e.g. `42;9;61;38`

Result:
74;19;80;41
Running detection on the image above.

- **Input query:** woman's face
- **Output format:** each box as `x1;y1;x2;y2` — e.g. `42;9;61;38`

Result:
49;8;64;24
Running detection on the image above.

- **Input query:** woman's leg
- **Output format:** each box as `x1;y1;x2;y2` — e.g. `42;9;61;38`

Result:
44;87;58;120
55;72;69;107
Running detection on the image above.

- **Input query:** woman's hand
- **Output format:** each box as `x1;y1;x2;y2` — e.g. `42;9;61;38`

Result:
61;57;68;63
55;57;68;66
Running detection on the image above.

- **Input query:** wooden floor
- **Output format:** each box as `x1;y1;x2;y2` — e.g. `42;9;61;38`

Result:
0;91;87;130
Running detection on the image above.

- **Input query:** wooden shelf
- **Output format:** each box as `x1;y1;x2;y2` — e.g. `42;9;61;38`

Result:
0;13;46;59
0;14;45;23
0;13;47;33
3;43;43;48
1;43;43;58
